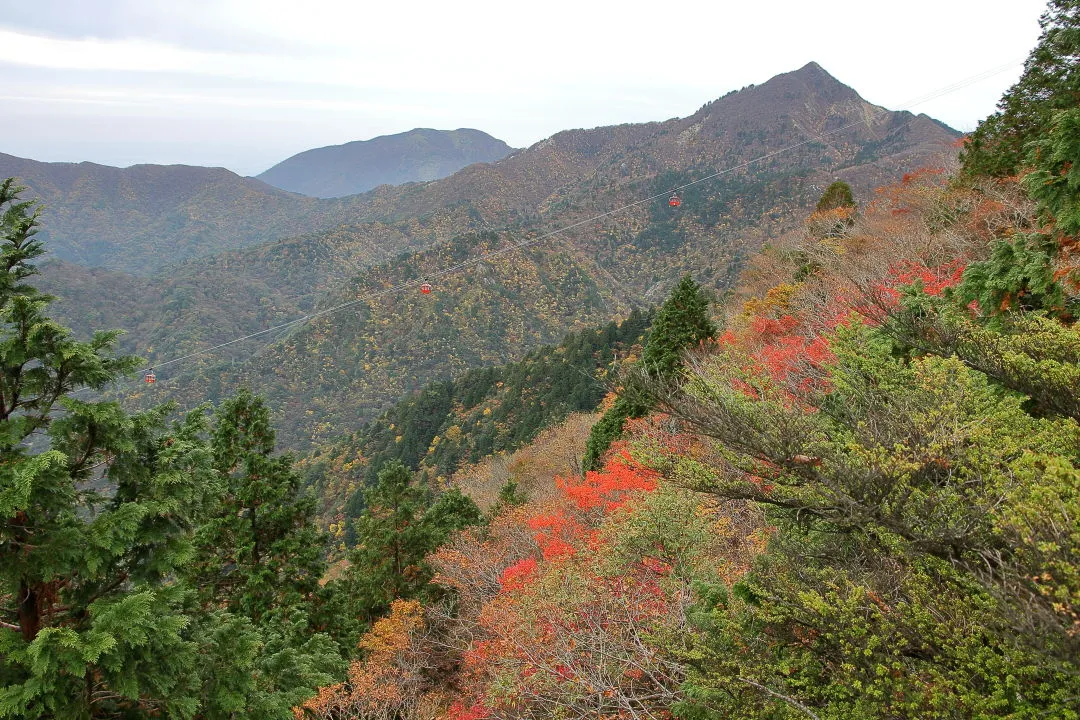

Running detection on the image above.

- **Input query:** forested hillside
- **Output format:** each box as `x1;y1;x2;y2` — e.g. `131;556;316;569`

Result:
295;2;1080;718
0;153;371;273
166;230;632;448
38;216;477;362
299;309;651;523
1;131;510;274
36;62;960;453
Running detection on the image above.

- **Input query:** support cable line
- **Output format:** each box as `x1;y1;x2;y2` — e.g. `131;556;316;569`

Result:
84;58;1022;395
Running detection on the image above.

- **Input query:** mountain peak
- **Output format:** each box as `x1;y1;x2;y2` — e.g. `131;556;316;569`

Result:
794;60;828;76
690;60;868;121
256;128;515;198
767;61;860;96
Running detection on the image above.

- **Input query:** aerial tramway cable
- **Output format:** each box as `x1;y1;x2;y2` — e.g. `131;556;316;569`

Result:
78;59;1023;397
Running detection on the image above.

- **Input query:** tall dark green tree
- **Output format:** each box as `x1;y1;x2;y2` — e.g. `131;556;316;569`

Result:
0;179;218;717
188;389;329;626
956;106;1080;321
640;275;717;377
1024;106;1080;236
961;0;1080;177
955;231;1069;317
342;460;481;624
187;390;352;716
583;276;715;470
346;460;430;620
0;181;343;719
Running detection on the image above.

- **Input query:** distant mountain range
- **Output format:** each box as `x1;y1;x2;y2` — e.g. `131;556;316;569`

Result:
256;128;515;198
0;154;358;274
0;129;513;274
28;62;962;449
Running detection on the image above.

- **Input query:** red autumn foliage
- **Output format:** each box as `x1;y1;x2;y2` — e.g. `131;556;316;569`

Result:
527;512;586;560
900;167;947;185
888;259;967;297
749;313;800;340
499;557;538;592
445;701;492;720
753;331;835;386
556;453;659;512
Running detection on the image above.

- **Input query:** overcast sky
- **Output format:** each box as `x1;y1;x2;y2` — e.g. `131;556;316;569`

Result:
0;0;1048;176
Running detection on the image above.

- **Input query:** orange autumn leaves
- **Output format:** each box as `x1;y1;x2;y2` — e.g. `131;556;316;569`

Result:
442;453;692;720
297;439;754;720
296;599;439;720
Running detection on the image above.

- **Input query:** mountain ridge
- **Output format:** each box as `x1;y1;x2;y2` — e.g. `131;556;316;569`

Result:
32;62;962;449
0;152;361;273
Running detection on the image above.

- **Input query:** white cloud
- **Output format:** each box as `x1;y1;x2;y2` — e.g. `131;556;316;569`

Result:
0;29;261;74
0;0;1049;172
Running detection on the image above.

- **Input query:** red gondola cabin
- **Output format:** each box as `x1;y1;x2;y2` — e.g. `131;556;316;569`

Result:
668;193;681;207
145;370;156;384
420;282;433;295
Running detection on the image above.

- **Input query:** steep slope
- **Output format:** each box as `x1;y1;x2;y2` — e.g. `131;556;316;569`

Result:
257;128;515;198
297;309;650;520
38;63;962;451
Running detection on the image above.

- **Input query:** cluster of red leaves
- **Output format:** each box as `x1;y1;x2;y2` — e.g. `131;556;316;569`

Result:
499;556;538;592
462;559;685;716
436;451;691;719
527;512;588;560
733;255;964;397
721;316;837;403
754;329;835;385
556;451;659;512
886;259;967;299
445;701;492;720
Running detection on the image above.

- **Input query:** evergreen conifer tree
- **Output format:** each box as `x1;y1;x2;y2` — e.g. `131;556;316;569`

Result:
490;478;528;517
187;389;331;628
0;180;218;717
343;461;481;624
0;181;344;718
345;461;438;623
1024;107;1080;236
640;275;717;378
961;0;1080;177
814;180;856;212
583;276;715;470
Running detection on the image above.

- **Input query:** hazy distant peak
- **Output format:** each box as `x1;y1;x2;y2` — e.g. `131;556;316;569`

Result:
256;128;515;199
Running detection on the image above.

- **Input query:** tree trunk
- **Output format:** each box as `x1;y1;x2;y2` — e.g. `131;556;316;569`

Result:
18;579;40;643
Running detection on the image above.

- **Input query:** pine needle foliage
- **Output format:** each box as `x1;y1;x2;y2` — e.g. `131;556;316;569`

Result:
0;180;345;719
0;180;215;718
961;0;1080;177
583;275;715;470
